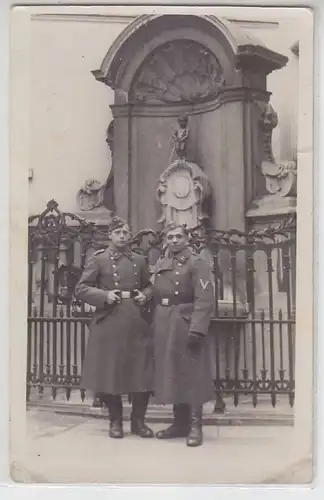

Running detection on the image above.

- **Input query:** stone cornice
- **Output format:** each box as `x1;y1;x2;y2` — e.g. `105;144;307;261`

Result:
93;14;288;90
110;87;270;118
237;45;288;73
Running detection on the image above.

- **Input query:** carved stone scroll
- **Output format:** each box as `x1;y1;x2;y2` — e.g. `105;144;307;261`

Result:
76;119;115;216
258;102;297;198
77;179;105;212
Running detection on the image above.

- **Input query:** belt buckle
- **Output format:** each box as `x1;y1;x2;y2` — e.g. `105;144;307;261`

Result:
161;298;169;306
121;291;131;299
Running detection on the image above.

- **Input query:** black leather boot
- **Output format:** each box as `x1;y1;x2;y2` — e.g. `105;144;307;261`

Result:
186;407;203;447
130;392;154;438
102;394;124;438
156;404;190;439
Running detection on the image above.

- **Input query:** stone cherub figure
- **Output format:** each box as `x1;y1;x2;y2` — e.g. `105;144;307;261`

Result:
171;114;189;161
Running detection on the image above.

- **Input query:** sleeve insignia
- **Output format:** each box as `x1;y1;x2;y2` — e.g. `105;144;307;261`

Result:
200;279;210;290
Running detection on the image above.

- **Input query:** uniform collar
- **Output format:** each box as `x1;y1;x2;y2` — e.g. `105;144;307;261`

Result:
156;246;191;272
170;246;191;263
107;246;133;260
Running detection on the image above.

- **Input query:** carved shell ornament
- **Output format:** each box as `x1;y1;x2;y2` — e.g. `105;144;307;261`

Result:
131;40;225;104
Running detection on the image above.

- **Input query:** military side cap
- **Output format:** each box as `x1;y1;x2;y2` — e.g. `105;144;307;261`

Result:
108;216;130;232
163;221;189;235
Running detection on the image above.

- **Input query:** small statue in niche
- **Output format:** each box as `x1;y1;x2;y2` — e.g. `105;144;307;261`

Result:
171;114;189;161
257;102;297;198
157;115;212;229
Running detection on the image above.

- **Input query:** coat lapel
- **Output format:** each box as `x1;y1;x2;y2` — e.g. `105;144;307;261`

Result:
155;257;174;273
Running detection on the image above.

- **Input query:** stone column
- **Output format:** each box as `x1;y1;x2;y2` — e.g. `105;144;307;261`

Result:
111;92;133;223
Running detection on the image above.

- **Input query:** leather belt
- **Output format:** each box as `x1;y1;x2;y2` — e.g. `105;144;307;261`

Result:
109;290;136;299
157;296;193;307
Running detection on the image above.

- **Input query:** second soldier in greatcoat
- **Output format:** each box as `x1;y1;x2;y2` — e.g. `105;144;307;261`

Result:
151;222;215;447
74;217;154;439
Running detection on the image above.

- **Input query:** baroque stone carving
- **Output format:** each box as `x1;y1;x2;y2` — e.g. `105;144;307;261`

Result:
131;40;225;104
105;119;114;152
157;159;212;229
76;119;115;214
103;119;115;211
157;115;212;229
171;114;189;161
77;179;105;212
258;102;297;198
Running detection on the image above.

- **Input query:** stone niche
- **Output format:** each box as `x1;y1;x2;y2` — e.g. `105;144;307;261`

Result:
92;14;288;233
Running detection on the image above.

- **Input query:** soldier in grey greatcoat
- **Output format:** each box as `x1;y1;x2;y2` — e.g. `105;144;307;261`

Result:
74;217;154;439
151;222;215;447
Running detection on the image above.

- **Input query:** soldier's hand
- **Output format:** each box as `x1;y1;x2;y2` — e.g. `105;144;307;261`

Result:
133;290;147;306
187;331;204;350
106;290;121;305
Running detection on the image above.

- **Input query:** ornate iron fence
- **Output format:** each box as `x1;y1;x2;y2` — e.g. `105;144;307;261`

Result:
27;200;296;408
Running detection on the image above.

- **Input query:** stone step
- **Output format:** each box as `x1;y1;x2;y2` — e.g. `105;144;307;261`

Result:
27;400;294;426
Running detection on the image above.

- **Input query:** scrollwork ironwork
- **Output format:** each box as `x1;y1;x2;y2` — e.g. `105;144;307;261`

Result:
27;201;296;407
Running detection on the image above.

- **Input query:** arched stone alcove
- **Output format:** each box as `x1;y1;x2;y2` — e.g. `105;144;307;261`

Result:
93;14;287;232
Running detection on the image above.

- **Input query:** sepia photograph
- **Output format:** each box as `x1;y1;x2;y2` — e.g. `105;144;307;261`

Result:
9;3;314;485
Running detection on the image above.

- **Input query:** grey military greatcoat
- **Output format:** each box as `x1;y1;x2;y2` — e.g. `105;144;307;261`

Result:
151;246;215;405
74;247;153;395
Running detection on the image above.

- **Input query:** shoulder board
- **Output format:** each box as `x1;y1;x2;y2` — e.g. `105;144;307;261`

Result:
179;255;189;263
131;250;142;257
93;249;106;256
